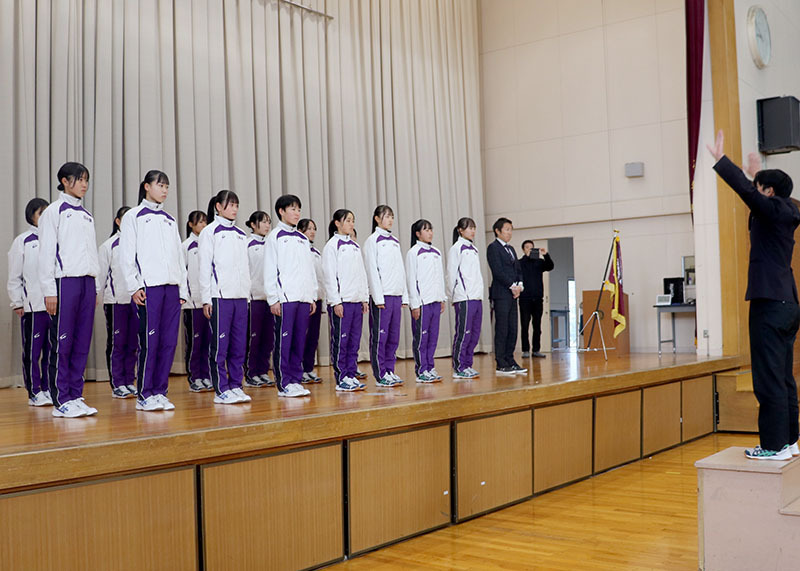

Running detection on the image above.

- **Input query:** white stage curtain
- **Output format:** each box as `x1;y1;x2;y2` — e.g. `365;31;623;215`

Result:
0;0;488;385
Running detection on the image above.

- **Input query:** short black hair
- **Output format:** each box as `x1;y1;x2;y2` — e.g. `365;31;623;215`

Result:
492;217;512;236
755;169;793;198
275;194;302;221
25;198;49;226
521;239;534;249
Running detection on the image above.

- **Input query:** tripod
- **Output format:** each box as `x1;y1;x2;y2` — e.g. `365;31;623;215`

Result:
578;232;619;361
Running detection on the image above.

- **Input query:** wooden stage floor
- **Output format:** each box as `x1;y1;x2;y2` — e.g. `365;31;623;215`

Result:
0;351;740;492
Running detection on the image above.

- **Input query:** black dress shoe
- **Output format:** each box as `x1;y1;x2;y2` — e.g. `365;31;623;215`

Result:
495;366;516;375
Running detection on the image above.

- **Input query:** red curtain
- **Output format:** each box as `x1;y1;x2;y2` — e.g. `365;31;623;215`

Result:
686;0;705;212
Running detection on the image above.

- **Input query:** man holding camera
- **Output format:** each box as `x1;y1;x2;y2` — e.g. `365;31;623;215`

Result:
519;240;554;358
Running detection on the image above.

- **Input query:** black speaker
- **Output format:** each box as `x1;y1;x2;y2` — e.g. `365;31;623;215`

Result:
757;96;800;155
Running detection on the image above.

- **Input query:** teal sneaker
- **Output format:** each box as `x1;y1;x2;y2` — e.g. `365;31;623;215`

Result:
376;374;399;387
744;445;792;460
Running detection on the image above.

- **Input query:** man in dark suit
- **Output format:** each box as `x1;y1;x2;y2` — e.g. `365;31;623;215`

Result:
487;218;527;375
709;130;800;460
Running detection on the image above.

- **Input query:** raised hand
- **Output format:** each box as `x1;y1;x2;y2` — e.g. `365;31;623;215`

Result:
706;129;724;161
745;152;763;179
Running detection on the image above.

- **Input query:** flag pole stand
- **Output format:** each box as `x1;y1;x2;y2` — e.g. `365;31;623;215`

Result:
578;231;619;361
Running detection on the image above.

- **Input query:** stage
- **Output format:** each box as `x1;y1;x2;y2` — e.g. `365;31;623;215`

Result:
1;351;741;570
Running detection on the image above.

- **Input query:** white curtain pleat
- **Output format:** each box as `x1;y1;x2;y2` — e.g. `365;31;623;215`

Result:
0;0;487;385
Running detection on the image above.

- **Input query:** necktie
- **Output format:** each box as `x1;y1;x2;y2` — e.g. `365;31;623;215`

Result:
504;245;514;259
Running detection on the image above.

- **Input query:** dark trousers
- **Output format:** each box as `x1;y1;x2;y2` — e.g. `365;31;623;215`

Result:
749;299;800;451
519;298;543;353
492;296;518;368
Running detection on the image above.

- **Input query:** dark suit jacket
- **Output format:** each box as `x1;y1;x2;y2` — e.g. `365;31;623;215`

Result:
714;155;800;302
487;239;522;300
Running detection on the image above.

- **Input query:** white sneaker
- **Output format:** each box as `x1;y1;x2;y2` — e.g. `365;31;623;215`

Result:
466;368;479;377
791;442;799;457
336;377;360;392
279;383;310;398
416;371;435;384
28;391;53;407
75;398;98;416
52;400;87;418
111;386;133;399
201;379;214;390
214;390;240;404
429;368;442;380
155;394;175;410
390;371;405;385
126;384;138;396
232;387;252;402
258;373;275;387
136;395;165;411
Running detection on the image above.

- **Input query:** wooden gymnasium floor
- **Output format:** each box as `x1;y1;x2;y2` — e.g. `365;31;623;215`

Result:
0;351;739;492
335;432;754;571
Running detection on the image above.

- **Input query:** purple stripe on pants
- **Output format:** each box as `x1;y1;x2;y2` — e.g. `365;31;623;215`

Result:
302;300;323;373
411;302;441;376
136;285;180;399
246;300;274;377
209;298;248;395
273;301;311;391
48;276;96;406
452;300;482;371
369;295;402;379
21;311;51;398
105;303;139;388
328;302;363;382
184;308;211;382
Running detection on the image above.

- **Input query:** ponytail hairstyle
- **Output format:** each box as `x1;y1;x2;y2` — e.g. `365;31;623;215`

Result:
452;217;476;244
110;206;131;237
328;209;354;238
25;198;49;226
410;219;432;248
246;210;271;233
298;218;316;235
206;190;240;224
56;162;90;191
372;204;394;232
185;210;208;238
138;170;170;204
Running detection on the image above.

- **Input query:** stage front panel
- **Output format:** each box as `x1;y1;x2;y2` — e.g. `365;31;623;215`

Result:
0;468;197;570
682;376;715;441
456;410;532;520
201;443;344;571
348;425;451;554
594;390;642;472
533;399;593;493
642;382;682;455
